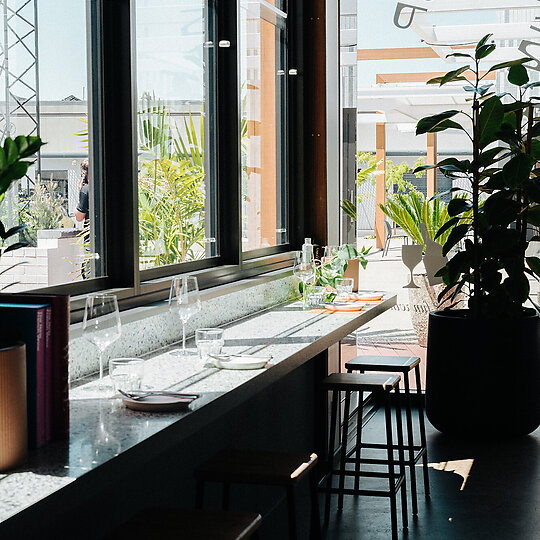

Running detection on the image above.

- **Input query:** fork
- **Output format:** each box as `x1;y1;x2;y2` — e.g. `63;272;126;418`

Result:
118;389;199;401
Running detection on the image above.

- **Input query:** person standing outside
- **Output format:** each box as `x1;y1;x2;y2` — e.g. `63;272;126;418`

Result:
75;158;89;223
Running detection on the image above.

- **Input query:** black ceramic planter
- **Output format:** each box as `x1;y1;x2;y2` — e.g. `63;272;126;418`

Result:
426;309;540;438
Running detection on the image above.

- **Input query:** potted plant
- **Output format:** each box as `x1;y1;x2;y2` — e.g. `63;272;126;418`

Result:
415;35;540;437
0;135;45;470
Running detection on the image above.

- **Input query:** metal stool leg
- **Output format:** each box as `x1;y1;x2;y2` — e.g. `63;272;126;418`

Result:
403;374;418;516
286;485;298;540
309;468;322;540
395;387;408;530
338;390;352;511
415;365;430;497
324;390;338;523
384;395;398;540
354;389;364;492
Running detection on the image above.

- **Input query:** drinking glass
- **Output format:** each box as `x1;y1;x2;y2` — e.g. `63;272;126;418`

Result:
293;251;315;310
402;244;423;289
169;276;202;356
109;358;144;394
306;285;326;307
83;293;122;390
335;277;354;300
196;328;224;361
323;245;339;264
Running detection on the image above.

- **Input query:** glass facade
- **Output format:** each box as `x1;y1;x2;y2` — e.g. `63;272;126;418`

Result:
240;0;288;252
135;0;218;270
0;0;103;291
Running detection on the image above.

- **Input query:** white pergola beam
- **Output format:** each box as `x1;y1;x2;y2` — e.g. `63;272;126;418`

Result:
402;0;540;13
434;23;540;44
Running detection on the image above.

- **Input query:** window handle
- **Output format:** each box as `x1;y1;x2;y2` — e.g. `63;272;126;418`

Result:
218;40;231;48
288;68;298;76
203;41;214;48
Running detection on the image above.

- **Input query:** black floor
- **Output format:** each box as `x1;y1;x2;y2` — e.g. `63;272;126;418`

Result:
322;410;540;540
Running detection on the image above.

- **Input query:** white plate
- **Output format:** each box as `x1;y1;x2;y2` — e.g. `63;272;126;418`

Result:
122;395;197;412
210;354;270;370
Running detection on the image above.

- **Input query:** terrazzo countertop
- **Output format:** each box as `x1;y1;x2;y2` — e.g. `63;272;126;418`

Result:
0;294;396;526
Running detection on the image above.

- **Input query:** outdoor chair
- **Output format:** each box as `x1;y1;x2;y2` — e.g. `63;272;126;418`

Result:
383;220;409;257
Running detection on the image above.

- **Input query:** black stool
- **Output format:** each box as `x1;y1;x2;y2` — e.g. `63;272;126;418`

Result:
107;508;262;539
195;449;321;540
345;355;430;515
321;373;408;540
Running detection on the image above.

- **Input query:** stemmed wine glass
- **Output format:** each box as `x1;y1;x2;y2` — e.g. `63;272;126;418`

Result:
83;293;122;390
402;245;423;289
169;276;201;356
293;251;315;310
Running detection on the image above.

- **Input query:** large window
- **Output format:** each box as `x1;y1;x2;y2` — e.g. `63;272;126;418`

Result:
0;0;103;292
240;0;288;252
135;0;217;270
0;0;300;316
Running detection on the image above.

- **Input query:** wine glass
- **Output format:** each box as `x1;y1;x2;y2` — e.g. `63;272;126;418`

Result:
293;251;315;310
323;245;339;266
83;294;122;390
169;276;201;356
402;245;423;289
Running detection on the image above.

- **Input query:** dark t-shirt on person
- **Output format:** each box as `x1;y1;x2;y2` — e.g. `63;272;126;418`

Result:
77;184;89;221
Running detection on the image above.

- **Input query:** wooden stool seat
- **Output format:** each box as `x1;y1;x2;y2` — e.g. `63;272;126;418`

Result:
321;372;401;392
109;508;262;540
345;355;420;373
195;449;318;486
195;450;321;540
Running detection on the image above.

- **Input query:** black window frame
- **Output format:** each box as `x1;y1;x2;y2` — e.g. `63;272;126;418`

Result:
29;0;306;323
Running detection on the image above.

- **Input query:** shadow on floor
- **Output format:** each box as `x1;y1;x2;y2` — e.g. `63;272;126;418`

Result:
323;410;540;540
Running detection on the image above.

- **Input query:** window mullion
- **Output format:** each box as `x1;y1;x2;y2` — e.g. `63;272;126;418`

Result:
101;0;139;291
216;0;242;267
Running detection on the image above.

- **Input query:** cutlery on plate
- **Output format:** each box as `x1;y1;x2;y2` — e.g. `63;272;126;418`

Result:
118;389;199;400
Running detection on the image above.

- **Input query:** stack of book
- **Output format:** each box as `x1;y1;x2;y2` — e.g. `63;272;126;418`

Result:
0;294;70;448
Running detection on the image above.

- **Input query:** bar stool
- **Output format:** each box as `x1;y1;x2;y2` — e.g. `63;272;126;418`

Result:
107;508;262;539
321;373;408;540
345;355;430;515
195;449;321;540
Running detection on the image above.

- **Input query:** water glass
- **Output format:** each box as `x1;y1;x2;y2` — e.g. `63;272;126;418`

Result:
196;328;224;360
109;358;144;394
335;277;354;300
307;285;326;307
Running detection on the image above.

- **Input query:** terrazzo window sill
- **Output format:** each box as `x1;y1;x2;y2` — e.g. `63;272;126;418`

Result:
70;267;295;339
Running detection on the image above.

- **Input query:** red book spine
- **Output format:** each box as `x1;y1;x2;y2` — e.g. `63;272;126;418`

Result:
44;306;53;444
51;297;70;441
35;308;46;448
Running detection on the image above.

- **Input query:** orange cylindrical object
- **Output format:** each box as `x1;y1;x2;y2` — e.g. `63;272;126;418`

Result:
0;343;27;471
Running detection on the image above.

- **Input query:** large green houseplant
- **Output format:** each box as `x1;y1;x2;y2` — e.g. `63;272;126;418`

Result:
415;35;540;437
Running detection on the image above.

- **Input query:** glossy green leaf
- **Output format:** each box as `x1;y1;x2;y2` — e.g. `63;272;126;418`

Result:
447;198;472;217
476;44;496;60
442;224;470;256
526;257;540;278
478;96;504;148
487;57;533;73
416;110;460;135
508;64;529;86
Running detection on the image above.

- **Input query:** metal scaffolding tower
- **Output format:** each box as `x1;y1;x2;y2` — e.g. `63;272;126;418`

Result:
0;0;40;220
